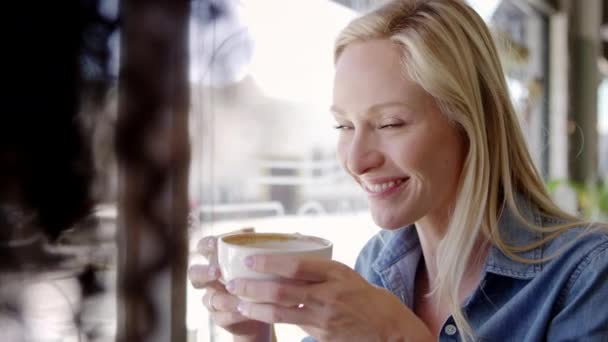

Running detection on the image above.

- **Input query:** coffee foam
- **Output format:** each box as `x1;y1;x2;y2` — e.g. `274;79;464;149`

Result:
223;233;291;245
222;233;328;251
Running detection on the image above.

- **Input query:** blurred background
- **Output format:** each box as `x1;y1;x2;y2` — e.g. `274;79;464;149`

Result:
2;0;607;341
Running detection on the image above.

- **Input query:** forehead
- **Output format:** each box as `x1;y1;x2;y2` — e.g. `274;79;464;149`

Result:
333;40;427;114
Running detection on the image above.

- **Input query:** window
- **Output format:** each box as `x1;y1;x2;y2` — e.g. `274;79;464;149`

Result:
187;1;378;341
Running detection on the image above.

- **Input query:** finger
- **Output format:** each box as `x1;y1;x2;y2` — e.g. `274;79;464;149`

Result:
197;237;217;258
202;290;241;312
211;311;252;327
237;301;314;325
247;256;348;282
227;279;309;307
202;289;217;312
189;264;221;288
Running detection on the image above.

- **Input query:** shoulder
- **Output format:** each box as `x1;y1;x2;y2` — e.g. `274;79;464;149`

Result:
542;225;608;338
542;224;608;304
543;224;608;267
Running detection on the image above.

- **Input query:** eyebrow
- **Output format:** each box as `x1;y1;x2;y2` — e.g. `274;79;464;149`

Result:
330;101;414;116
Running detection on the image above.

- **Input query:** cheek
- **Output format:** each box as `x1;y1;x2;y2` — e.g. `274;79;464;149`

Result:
429;134;466;186
336;137;349;167
392;129;465;184
390;136;426;169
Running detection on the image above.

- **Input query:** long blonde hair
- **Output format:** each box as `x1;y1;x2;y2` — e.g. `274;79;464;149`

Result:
334;0;593;339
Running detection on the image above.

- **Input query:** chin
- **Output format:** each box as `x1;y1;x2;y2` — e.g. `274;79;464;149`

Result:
371;211;412;230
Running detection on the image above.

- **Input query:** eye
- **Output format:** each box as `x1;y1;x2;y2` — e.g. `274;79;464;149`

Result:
378;123;404;129
333;124;354;130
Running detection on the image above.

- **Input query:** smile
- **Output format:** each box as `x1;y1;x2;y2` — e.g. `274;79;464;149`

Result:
361;178;408;196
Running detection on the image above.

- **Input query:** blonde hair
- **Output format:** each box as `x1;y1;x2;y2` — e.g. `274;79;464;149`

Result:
334;0;596;339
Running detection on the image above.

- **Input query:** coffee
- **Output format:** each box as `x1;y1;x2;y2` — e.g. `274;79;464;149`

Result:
222;233;328;251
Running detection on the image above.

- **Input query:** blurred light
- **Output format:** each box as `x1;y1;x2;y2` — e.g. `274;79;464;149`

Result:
467;0;501;22
506;77;527;104
190;0;357;104
244;0;357;103
190;0;254;86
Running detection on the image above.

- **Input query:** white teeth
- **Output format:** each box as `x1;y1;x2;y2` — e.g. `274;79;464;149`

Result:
364;179;404;193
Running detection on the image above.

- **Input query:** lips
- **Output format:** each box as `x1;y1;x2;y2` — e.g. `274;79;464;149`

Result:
361;177;409;196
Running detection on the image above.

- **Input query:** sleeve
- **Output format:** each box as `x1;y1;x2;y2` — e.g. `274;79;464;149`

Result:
547;242;608;340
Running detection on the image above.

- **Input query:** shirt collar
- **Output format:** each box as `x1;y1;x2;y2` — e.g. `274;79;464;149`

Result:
371;225;420;273
370;192;545;281
484;193;544;279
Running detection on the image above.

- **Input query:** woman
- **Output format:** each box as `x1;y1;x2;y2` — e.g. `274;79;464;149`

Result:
189;0;608;341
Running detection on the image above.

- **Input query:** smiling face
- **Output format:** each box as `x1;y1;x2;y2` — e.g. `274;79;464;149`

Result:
332;39;467;230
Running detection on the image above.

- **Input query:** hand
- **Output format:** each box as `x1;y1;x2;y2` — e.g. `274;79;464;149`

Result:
226;255;434;342
189;229;272;340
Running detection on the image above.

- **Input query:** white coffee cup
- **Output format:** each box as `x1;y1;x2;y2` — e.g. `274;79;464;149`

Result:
217;232;332;301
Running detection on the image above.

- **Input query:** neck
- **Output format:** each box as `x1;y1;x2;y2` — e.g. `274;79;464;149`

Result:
414;215;445;283
414;214;489;299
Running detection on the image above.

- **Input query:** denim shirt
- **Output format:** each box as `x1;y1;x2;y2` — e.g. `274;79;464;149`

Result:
303;198;608;341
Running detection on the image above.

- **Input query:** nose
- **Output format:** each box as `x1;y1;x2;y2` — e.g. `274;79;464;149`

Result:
344;131;384;175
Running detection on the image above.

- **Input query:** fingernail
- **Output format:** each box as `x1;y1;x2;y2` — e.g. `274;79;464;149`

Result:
244;256;254;268
208;265;219;277
226;280;235;293
237;301;248;315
